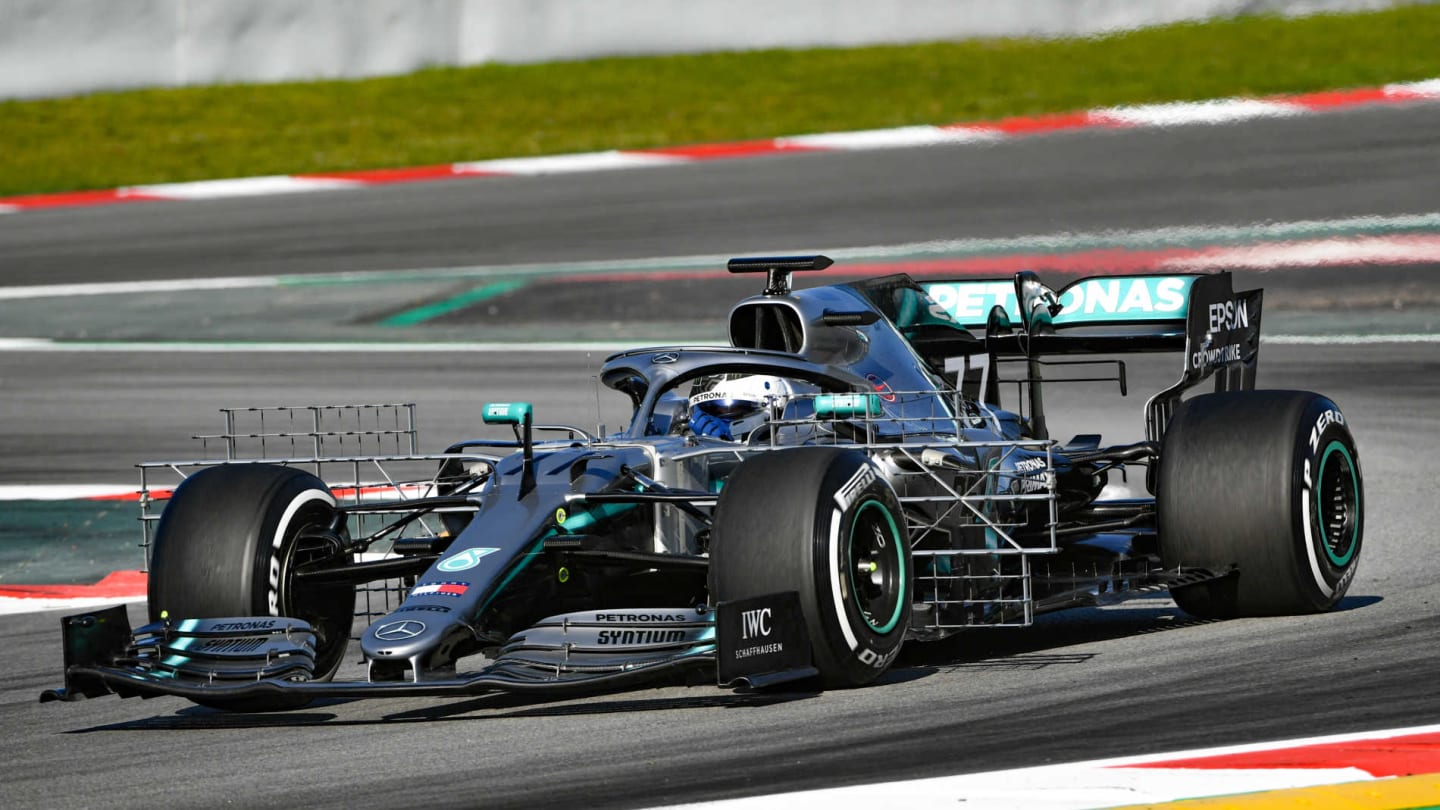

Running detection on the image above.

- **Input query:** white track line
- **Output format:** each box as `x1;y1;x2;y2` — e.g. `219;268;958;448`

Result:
670;724;1440;810
456;151;688;175
126;175;362;199
0;595;144;616
1094;98;1305;126
2;212;1438;303
0;485;137;500
0;276;279;301
780;125;1001;149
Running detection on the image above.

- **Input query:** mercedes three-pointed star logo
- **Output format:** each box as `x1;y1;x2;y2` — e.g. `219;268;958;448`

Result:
373;620;426;641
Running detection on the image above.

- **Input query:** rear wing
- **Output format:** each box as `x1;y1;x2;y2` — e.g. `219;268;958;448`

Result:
920;272;1263;442
924;274;1200;342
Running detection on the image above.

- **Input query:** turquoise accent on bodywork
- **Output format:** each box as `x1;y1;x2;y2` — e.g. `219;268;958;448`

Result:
475;538;548;616
482;402;533;425
815;393;882;418
475;500;641;615
160;629;197;673
557;501;637;532
1317;441;1360;567
680;624;718;656
1051;276;1195;325
896;284;920;327
923;275;1197;329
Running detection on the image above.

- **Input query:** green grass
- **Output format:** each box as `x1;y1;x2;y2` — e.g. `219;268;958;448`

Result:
3;5;1440;197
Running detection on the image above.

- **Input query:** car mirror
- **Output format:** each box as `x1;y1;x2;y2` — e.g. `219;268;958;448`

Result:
1014;271;1062;334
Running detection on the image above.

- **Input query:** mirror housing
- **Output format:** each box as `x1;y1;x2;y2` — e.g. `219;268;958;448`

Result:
1014;271;1062;335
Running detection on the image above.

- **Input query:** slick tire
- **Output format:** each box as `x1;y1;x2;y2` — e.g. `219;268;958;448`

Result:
148;464;354;710
1158;390;1363;618
711;448;911;688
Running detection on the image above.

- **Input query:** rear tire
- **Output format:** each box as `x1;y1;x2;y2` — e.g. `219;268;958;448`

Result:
1158;391;1363;618
711;448;911;688
148;464;355;710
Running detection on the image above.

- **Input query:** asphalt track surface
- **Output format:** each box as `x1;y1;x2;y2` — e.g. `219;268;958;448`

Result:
1;102;1439;809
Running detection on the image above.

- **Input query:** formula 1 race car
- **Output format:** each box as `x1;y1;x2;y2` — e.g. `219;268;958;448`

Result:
43;256;1363;711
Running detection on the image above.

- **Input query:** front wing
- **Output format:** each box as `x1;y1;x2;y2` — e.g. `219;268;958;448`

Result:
41;600;817;704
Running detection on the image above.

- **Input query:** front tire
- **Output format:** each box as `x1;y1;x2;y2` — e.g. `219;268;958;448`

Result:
148;464;355;709
1158;390;1363;618
711;448;911;688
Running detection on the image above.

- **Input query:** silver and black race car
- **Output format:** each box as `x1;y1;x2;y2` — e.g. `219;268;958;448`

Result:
43;256;1363;711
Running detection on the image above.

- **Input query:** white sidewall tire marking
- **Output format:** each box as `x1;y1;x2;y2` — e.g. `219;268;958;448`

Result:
828;506;861;652
1300;468;1334;599
267;489;336;616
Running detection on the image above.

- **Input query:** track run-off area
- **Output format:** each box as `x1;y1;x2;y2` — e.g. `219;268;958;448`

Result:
1;93;1438;808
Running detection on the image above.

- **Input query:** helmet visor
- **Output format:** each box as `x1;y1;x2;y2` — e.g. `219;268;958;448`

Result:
690;390;765;420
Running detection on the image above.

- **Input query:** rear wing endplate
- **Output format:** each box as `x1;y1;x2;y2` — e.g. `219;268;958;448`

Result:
1143;272;1263;442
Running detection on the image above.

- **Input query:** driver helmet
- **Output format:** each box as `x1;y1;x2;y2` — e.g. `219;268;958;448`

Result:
689;374;794;440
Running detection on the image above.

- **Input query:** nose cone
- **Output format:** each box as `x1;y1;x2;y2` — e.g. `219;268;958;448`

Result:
361;614;448;662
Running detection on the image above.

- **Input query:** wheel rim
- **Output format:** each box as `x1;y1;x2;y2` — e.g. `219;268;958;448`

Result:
847;499;906;634
277;503;352;677
1316;441;1360;568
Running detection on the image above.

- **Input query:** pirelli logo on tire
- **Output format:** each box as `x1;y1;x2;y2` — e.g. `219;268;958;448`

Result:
833;463;878;512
